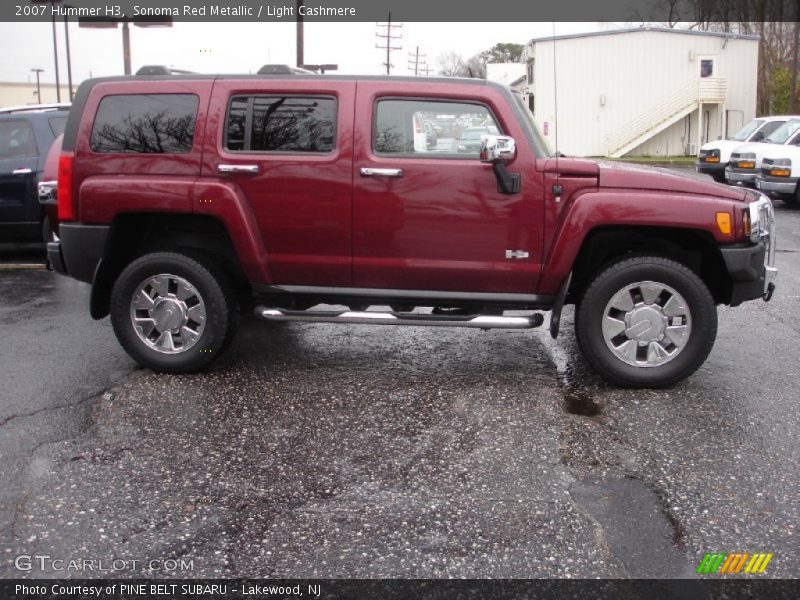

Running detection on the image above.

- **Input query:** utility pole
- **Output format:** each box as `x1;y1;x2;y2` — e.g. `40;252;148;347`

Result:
375;12;402;75
50;9;61;101
31;68;44;102
296;0;304;68
408;46;426;76
63;11;74;101
420;63;433;76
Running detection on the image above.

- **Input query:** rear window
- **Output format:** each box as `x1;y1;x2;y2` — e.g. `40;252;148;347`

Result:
90;94;199;154
49;116;67;137
225;96;336;153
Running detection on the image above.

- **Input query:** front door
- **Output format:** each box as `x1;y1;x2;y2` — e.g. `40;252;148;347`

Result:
0;119;39;239
205;80;356;286
352;82;545;293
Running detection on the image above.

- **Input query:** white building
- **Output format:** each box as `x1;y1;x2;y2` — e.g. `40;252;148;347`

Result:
486;62;526;87
521;27;760;157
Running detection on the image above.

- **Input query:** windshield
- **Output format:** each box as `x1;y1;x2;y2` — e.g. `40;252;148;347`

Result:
731;119;763;141
766;119;800;144
511;90;552;157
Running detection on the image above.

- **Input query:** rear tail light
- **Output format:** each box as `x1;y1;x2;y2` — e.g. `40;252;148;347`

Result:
57;152;75;222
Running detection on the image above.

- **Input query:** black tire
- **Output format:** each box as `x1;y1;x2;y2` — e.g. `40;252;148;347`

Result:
575;256;717;388
711;172;727;184
42;216;52;244
110;252;239;373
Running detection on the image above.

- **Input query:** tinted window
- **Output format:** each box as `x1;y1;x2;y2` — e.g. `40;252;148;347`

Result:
374;99;499;158
225;96;336;153
700;59;714;78
0;120;36;159
49;116;67;137
90;94;199;154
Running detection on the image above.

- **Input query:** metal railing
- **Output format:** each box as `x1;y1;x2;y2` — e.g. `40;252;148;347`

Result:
606;77;727;156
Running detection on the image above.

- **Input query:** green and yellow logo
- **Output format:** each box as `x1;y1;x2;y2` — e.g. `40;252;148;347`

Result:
696;552;773;575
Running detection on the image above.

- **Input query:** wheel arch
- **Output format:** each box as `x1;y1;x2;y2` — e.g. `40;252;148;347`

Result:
567;225;733;306
90;213;250;319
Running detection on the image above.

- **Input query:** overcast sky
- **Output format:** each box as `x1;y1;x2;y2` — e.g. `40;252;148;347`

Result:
0;21;612;85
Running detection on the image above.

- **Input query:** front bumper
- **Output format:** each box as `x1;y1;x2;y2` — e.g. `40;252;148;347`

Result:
756;175;798;195
725;168;757;185
719;194;777;305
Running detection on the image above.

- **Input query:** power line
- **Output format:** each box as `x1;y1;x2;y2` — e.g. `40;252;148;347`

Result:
408;46;426;76
375;12;402;75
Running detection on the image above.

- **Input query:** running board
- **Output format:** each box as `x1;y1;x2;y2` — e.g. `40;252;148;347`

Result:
255;307;544;330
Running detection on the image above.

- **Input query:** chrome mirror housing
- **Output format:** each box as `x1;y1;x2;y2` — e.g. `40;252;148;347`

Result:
480;135;516;163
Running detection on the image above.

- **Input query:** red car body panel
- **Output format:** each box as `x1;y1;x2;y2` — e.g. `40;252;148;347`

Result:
200;79;356;287
352;80;546;293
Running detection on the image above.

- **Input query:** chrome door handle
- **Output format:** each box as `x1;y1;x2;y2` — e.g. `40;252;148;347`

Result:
12;168;32;175
218;164;259;174
360;167;403;178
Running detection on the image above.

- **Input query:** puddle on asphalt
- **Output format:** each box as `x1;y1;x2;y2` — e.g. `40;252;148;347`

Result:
562;387;602;417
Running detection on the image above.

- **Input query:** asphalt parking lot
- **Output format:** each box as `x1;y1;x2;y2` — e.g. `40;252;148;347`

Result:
0;170;798;579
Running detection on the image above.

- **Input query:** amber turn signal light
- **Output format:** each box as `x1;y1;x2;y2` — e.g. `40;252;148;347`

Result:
770;168;790;177
716;212;732;235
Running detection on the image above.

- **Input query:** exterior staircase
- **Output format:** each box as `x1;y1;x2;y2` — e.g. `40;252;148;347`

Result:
606;77;727;158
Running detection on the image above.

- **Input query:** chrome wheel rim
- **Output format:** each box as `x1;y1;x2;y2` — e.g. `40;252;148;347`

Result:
602;280;691;368
129;274;206;354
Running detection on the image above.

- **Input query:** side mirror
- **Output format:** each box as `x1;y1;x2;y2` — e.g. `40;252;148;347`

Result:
480;135;516;163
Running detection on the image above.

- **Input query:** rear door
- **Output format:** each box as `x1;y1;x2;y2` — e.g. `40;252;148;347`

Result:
204;79;355;286
0;118;39;237
351;81;545;293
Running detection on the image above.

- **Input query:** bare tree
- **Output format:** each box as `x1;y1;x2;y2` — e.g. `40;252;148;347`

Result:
436;51;465;77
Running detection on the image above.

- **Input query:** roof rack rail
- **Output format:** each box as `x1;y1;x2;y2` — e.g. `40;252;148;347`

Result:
135;65;197;76
257;64;314;75
0;103;71;114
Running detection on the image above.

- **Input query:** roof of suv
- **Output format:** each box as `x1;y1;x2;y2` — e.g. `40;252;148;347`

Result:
0;103;71;115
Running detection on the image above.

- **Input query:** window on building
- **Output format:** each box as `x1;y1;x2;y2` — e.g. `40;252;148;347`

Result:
91;94;199;154
374;99;500;158
700;59;714;78
527;60;534;84
226;96;336;153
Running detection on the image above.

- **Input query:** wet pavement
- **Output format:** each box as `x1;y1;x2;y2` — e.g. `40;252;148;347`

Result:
0;181;798;579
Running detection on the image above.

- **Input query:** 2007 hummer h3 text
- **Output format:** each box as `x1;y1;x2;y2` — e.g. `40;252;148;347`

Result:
44;73;777;387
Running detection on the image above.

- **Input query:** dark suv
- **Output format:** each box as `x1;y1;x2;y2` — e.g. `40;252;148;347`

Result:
0;103;69;243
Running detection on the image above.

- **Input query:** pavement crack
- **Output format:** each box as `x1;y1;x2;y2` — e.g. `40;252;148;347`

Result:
0;387;111;428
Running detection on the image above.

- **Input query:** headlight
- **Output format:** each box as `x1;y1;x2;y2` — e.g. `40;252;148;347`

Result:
735;152;756;169
767;158;791;176
747;195;774;244
699;149;720;162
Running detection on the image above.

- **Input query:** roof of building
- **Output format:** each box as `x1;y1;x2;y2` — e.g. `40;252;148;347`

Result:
528;26;759;45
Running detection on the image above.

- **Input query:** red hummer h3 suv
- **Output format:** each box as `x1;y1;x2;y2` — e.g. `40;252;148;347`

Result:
46;73;777;387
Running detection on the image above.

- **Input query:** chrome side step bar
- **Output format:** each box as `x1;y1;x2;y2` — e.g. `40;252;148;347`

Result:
255;307;544;330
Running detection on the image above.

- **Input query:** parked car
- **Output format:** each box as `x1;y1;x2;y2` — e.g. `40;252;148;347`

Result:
725;118;800;187
457;126;499;153
0;103;69;243
45;74;776;387
696;116;795;183
755;146;800;205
